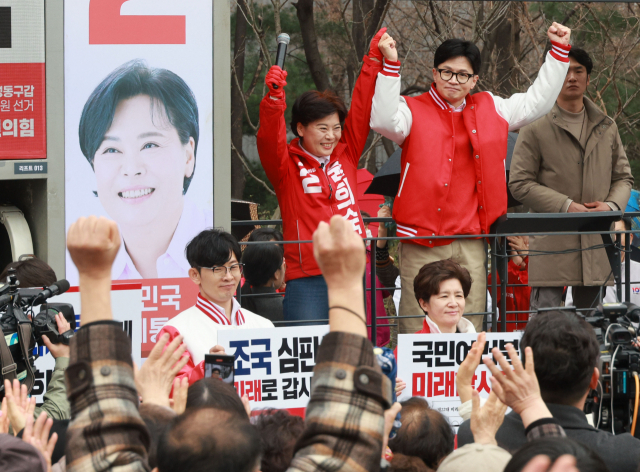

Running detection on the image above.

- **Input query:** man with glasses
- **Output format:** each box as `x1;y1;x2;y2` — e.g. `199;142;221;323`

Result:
370;23;571;333
156;229;274;385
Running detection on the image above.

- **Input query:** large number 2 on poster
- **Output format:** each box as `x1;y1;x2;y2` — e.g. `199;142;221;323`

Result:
89;0;186;45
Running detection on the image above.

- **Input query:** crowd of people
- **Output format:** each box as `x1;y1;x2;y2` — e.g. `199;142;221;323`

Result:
0;18;638;472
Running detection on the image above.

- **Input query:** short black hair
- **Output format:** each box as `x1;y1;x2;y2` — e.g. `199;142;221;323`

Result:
254;410;305;472
248;228;283;243
156;408;261;472
79;59;199;194
568;48;593;75
434;39;481;75
504;437;608;472
290;90;348;138
186;377;248;419
140;403;176;469
0;257;57;288
242;243;284;287
521;311;600;405
389;397;454;469
185;228;242;270
619;217;632;232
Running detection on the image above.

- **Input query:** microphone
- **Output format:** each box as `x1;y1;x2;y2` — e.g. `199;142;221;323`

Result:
272;33;290;90
32;279;71;305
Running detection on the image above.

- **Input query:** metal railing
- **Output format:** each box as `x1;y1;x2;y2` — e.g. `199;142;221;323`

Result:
234;212;640;346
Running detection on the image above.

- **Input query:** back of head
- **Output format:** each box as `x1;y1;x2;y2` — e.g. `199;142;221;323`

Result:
186;377;248;419
157;408;261;472
0;257;57;288
522;311;599;405
504;437;609;472
186;228;242;269
290;90;348;137
254;409;304;472
390;453;434;472
140;403;176;469
243;243;284;287
0;433;47;472
389;397;454;469
434;39;482;75
248;228;283;243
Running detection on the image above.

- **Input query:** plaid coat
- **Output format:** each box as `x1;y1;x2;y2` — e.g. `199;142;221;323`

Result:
65;322;392;472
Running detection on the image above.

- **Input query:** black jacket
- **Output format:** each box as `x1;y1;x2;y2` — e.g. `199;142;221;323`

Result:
457;403;640;472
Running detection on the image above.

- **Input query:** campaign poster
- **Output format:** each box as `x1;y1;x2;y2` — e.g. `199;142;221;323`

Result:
218;326;331;415
0;0;46;159
397;332;523;430
32;284;142;405
64;1;213;348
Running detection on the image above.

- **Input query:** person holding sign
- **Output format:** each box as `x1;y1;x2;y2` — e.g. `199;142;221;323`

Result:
257;28;396;325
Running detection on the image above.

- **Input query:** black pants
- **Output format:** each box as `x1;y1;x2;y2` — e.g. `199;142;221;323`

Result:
530;286;602;315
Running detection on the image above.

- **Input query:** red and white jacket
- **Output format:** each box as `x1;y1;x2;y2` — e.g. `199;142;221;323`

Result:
370;42;571;246
156;293;274;385
257;55;384;281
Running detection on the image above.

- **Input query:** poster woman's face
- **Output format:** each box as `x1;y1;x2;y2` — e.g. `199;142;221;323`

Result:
93;94;195;227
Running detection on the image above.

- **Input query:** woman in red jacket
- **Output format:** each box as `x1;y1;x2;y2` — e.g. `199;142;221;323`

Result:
257;28;396;325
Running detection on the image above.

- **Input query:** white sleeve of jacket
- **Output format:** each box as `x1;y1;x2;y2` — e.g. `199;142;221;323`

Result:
490;49;570;132
370;73;413;145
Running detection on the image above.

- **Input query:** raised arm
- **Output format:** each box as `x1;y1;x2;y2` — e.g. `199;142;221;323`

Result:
492;23;572;131
340;29;386;165
257;66;290;188
65;216;150;472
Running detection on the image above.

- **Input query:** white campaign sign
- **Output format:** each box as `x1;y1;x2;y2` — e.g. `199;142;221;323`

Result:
397;332;522;430
218;326;330;412
32;285;142;405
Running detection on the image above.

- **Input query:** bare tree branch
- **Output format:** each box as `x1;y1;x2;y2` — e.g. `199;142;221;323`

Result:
232;142;277;196
293;0;332;91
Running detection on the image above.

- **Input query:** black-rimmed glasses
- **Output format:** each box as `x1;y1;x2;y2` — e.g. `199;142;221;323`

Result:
202;263;244;277
437;68;475;84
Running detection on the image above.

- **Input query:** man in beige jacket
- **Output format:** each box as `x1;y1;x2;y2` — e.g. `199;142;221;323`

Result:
509;48;633;312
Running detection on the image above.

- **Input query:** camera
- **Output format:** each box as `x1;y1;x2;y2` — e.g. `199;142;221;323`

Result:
0;269;75;397
584;302;640;436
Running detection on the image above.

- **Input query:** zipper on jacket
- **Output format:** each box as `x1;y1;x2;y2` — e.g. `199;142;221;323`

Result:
320;163;334;200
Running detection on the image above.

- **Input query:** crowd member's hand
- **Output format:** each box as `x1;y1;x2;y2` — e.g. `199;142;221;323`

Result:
67;216;120;324
522;455;579;472
483;344;552;428
507;236;529;269
381;402;402;457
584;201;611;212
395;377;406;396
209;345;226;355
0;397;9;434
41;313;71;359
368;27;387;62
313;215;366;336
265;65;287;100
242;394;252;419
470;390;507;445
457;332;486;404
378;32;398;63
23;412;57;472
567;202;588;213
135;333;189;409
4;379;36;435
171;377;189;415
547;22;571;46
377;206;391;248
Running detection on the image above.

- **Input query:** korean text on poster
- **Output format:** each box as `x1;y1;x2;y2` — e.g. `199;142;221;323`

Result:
396;332;522;430
218;326;330;411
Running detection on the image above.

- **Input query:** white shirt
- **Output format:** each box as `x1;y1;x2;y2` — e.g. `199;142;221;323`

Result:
299;142;329;171
424;314;476;334
566;260;640;307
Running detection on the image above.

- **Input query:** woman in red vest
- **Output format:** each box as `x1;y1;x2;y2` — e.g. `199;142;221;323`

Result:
257;29;398;325
370;23;572;335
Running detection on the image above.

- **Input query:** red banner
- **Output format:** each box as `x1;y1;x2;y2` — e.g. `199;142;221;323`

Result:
0;62;46;159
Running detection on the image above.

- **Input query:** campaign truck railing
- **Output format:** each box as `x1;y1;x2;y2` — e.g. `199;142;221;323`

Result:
233;211;639;346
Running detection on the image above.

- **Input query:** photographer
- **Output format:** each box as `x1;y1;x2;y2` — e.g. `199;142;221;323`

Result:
457;310;640;472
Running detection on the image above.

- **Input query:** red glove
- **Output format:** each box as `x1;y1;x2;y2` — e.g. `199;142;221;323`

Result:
265;65;287;99
368;27;387;62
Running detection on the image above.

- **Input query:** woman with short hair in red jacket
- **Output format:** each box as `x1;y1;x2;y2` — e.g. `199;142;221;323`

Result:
257;28;397;325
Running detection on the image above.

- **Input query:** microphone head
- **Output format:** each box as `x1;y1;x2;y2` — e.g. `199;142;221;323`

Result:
277;33;290;45
54;279;71;294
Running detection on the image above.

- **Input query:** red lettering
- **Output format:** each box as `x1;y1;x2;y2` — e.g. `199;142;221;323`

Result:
477;371;491;394
256;380;261;402
428;371;433;397
445;371;455;397
245;381;254;401
434;372;445;397
89;0;186;45
413;373;425;396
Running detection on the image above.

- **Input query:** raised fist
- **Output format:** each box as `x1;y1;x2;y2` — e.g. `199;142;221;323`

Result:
368;27;387;61
547;22;571;46
67;216;120;280
265;65;287;100
378;33;398;63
